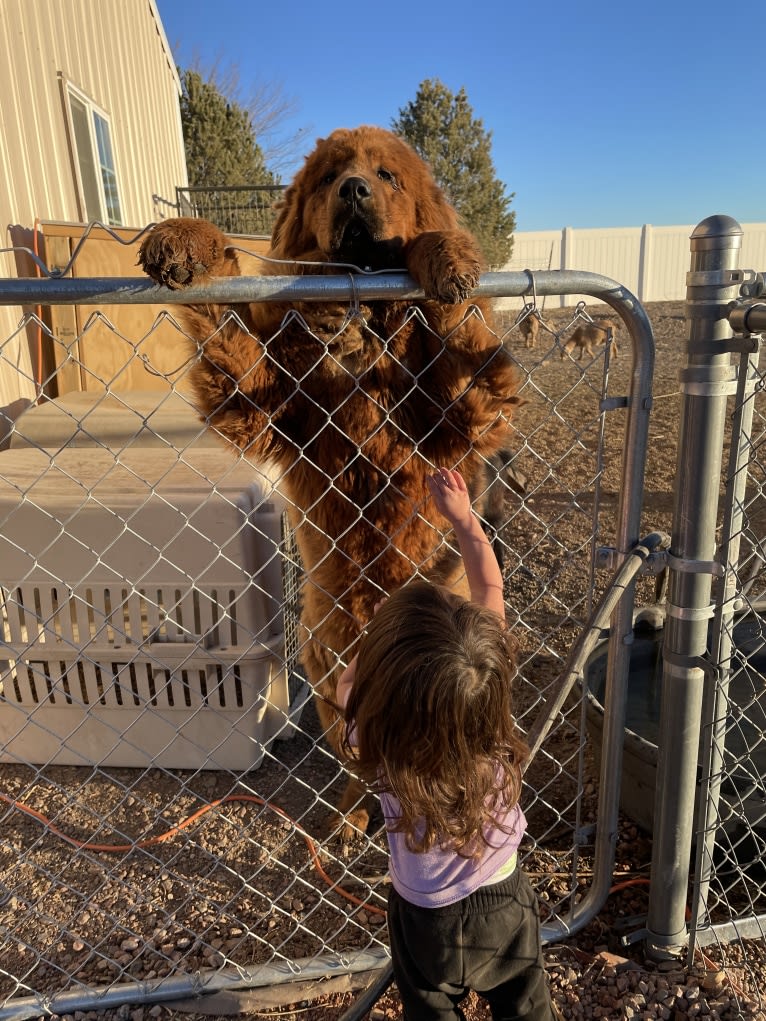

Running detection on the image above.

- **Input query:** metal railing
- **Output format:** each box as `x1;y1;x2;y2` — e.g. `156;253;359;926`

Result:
175;185;286;236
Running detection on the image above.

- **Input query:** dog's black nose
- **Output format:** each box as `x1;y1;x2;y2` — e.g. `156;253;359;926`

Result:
339;176;372;204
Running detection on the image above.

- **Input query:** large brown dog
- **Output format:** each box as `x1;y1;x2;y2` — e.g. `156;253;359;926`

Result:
139;126;521;835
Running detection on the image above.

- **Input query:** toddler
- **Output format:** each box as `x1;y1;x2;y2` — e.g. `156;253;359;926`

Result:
337;468;554;1021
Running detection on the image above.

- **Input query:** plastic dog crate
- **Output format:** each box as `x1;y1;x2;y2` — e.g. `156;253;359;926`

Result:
0;448;294;770
9;390;219;451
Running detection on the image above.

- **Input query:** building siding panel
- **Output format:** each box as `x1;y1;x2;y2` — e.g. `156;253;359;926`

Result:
0;0;187;418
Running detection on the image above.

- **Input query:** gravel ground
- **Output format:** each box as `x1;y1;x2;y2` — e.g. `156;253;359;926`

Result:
3;299;765;1021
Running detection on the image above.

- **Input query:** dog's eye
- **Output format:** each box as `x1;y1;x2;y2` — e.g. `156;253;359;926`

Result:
377;167;398;189
321;171;337;186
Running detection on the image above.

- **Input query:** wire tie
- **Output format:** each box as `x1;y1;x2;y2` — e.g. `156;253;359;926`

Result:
346;272;366;325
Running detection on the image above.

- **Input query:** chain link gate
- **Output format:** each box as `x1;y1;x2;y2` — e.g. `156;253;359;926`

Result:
0;229;656;1019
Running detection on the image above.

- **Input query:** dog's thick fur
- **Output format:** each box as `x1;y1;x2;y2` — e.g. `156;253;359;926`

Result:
139;126;521;834
561;318;619;361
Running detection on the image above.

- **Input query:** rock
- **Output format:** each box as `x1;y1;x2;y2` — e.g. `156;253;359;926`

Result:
701;970;726;993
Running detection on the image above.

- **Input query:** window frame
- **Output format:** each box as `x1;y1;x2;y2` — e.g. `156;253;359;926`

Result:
61;78;124;226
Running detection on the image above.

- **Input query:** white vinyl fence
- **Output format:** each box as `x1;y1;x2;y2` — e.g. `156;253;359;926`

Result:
499;220;766;309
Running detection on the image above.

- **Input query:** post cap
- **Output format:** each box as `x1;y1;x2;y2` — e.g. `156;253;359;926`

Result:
690;215;743;240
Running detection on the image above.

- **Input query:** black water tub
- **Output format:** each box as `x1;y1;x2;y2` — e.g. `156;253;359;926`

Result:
583;613;766;840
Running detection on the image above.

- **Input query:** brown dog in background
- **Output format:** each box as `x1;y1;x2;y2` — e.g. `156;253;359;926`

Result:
561;318;619;361
517;308;542;348
139;126;521;836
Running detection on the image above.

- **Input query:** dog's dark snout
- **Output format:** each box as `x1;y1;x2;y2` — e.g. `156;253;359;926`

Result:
339;176;372;204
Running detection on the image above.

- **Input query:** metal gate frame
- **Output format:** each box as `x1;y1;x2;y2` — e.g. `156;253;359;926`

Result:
0;258;655;1018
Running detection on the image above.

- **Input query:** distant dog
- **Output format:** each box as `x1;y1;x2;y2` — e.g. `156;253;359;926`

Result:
517;308;543;348
561;318;619;361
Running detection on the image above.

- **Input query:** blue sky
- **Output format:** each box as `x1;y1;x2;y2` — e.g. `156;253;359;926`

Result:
155;0;764;234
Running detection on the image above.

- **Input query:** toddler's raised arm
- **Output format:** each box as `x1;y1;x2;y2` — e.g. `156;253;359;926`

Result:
427;468;505;621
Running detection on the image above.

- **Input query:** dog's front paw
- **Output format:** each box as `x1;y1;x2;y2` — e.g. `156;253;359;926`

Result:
325;804;371;843
406;231;483;304
434;265;482;304
138;217;230;290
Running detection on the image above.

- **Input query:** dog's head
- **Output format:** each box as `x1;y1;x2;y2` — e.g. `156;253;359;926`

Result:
270;126;459;269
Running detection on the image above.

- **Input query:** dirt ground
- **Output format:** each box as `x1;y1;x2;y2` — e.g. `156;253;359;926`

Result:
2;299;764;1020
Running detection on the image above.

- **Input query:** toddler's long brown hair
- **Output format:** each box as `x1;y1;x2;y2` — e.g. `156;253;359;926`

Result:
341;579;528;857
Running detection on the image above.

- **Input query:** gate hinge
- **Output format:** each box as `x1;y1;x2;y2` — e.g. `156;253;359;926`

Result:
599;396;629;412
661;646;720;680
665;552;725;577
686;334;761;356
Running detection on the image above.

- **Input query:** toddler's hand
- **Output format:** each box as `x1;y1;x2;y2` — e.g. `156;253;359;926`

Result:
427;468;474;530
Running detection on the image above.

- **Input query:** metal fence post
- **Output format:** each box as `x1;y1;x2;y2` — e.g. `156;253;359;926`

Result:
645;215;743;955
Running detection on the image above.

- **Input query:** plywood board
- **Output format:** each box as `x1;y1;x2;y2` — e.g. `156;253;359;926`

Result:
41;222;272;395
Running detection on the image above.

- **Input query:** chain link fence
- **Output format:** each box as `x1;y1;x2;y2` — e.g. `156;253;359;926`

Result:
685;277;766;966
0;220;764;1017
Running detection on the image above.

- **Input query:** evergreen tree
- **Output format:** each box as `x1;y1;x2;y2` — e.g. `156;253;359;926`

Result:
178;69;281;234
392;80;515;268
180;69;276;189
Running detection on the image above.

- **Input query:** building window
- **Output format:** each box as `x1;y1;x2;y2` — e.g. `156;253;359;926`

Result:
66;85;123;225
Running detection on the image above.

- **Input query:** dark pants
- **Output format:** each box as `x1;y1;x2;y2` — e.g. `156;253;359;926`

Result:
387;869;555;1021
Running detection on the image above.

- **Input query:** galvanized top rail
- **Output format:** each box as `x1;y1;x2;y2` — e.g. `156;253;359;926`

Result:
178;184;286;195
0;269;646;309
729;300;766;334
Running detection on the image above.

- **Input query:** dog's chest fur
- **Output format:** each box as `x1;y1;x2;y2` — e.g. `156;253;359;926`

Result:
269;303;444;449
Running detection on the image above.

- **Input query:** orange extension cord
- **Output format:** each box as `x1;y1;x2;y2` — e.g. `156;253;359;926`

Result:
0;786;657;923
7;790;739;997
0;789;387;918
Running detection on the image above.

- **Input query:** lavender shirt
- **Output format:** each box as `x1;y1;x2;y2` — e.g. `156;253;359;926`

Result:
338;684;525;908
380;791;526;908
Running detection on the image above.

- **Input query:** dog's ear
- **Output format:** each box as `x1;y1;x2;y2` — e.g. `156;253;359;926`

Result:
414;177;461;233
270;180;310;258
383;132;461;235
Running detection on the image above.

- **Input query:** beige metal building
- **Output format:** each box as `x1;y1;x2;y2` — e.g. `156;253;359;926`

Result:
0;0;188;433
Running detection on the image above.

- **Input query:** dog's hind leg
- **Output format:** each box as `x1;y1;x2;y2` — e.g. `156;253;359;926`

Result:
301;624;374;840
